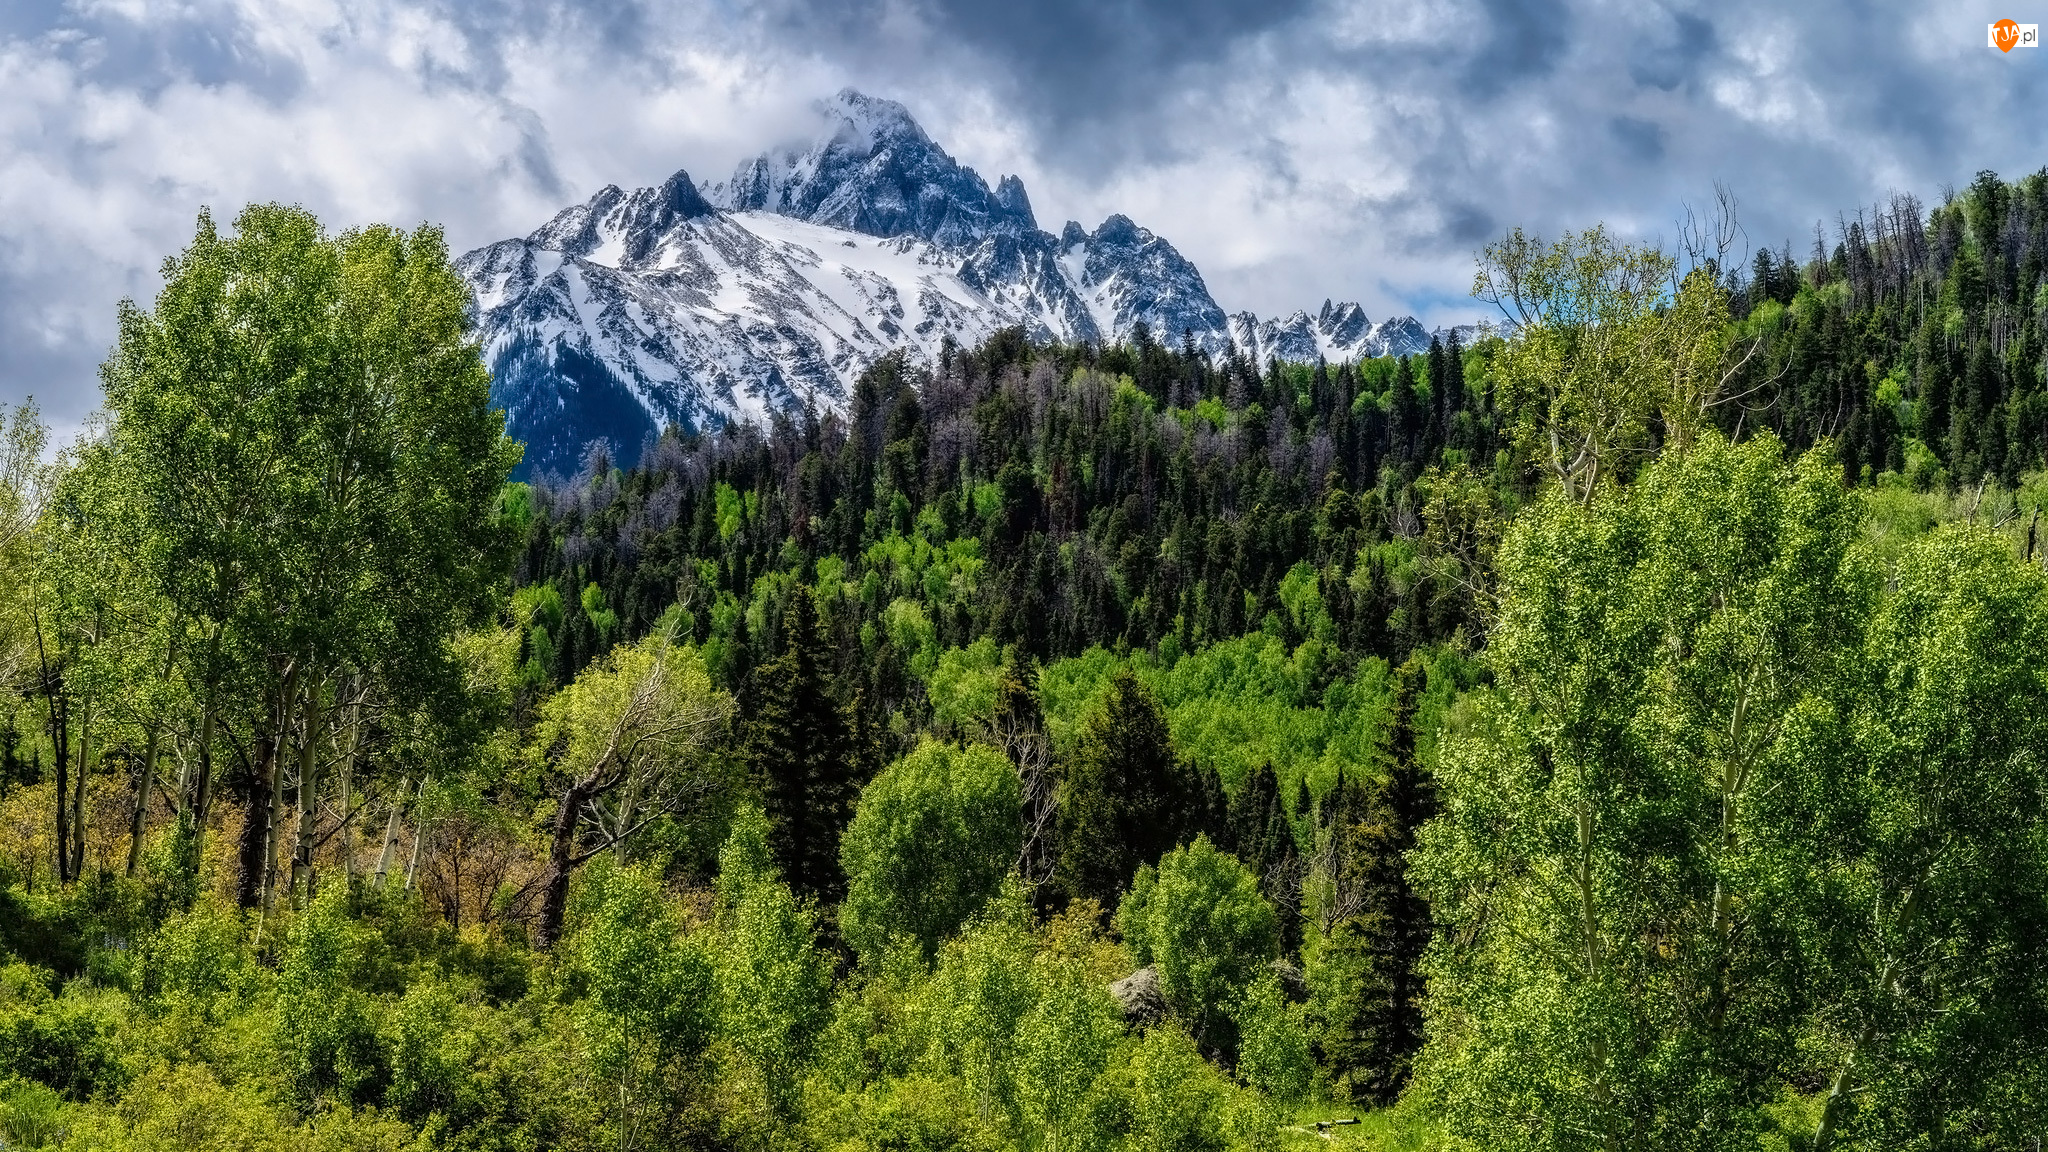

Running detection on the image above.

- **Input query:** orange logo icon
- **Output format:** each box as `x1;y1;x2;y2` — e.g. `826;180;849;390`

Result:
1990;19;2038;50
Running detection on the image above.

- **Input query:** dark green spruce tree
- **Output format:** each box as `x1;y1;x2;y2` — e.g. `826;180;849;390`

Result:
1054;669;1193;911
741;587;858;904
1309;653;1436;1103
1227;762;1303;955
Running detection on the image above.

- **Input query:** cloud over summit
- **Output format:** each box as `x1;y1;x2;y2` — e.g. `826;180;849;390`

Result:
3;0;2044;426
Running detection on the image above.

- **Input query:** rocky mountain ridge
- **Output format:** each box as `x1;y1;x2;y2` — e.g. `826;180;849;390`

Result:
459;89;1475;477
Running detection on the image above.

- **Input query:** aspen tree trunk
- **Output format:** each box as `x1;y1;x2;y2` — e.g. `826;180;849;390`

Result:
535;778;594;950
338;677;362;880
50;694;69;884
127;721;161;878
32;604;67;883
70;695;94;881
260;671;304;920
1814;885;1928;1151
128;628;180;877
403;788;427;892
374;775;410;883
336;752;350;884
192;697;217;827
291;682;326;906
236;724;278;909
172;742;192;822
190;623;227;860
239;662;299;911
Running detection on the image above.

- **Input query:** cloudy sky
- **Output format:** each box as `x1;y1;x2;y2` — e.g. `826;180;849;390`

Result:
4;0;2045;427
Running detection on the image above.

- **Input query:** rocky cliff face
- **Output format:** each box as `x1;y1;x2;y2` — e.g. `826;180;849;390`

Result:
461;89;1462;477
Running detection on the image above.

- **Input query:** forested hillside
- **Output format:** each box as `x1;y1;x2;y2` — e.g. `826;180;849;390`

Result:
521;172;2048;714
2;173;2047;1152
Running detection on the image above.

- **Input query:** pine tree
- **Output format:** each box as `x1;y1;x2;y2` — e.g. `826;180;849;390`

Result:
1422;337;1447;462
1054;669;1192;911
1228;762;1302;954
1387;357;1422;479
1308;654;1436;1103
741;588;857;904
1443;328;1469;454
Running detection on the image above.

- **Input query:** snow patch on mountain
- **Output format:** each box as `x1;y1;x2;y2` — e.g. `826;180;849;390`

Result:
461;90;1478;477
705;89;1036;248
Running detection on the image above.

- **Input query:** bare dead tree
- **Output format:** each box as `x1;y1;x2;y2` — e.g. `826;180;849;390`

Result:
532;633;733;949
989;676;1058;891
1676;180;1747;291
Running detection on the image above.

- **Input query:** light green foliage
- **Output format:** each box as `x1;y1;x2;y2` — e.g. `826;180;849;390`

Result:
1096;1026;1234;1152
514;581;567;683
1809;524;2048;1147
713;807;833;1114
1119;837;1279;1046
924;637;1007;730
498;481;535;529
61;1063;288;1152
884;598;939;680
58;1060;438;1152
276;887;384;1106
852;526;986;621
1036;646;1126;748
385;978;462;1125
1475;225;1731;499
1408;431;2048;1148
1275;563;1331;643
808;1073;1003;1152
715;482;746;541
1040;638;1400;799
970;480;1004;521
141;898;253;1020
909;889;1127;1151
528;631;733;945
841;740;1022;962
1012;958;1122;1152
0;1078;65;1150
716;802;778;905
577;863;714;1152
702;588;745;685
1234;974;1312;1107
0;959;129;1105
580;582;618;644
90;203;520;919
918;892;1040;1121
536;633;722;771
0;400;51;688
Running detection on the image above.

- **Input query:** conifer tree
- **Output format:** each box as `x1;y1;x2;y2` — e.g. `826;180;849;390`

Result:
1387;357;1423;479
1443;328;1470;453
1053;669;1188;911
741;588;857;904
1422;337;1447;462
1306;654;1435;1103
1349;654;1436;1095
1227;763;1302;953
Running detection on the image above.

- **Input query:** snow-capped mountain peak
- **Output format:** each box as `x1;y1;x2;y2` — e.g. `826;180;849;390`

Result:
822;87;929;153
705;89;1033;249
462;91;1462;478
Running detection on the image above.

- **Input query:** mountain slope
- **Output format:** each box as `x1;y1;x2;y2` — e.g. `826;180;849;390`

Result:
461;90;1454;477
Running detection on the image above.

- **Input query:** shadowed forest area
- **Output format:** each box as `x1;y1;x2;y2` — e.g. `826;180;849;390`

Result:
3;172;2048;1151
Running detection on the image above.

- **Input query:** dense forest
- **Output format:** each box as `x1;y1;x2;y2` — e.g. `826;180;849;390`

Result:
2;171;2047;1152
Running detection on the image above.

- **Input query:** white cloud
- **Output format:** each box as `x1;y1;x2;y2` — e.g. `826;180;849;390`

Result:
2;0;2045;427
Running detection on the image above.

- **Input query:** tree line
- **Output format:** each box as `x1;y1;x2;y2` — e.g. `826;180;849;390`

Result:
0;173;2045;1151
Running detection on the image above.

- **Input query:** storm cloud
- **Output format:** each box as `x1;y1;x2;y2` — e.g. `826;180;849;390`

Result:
3;0;2045;427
